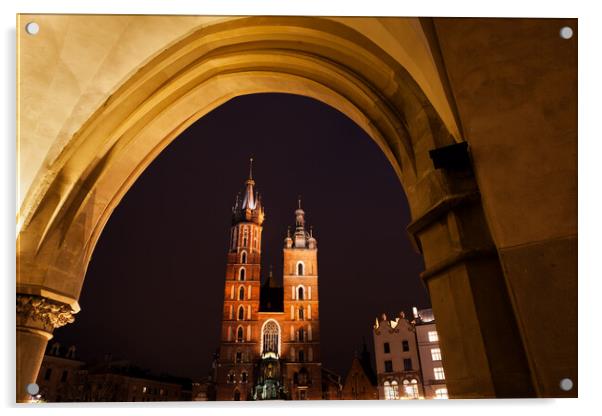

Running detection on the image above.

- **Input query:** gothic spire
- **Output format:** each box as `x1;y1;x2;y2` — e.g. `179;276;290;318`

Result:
232;158;264;225
242;158;256;210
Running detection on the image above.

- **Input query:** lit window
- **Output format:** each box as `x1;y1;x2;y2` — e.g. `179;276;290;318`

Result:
434;367;445;380
384;342;390;354
384;380;400;400
402;340;409;352
428;331;439;342
431;348;442;361
384;360;393;373
435;388;448;399
403;379;419;399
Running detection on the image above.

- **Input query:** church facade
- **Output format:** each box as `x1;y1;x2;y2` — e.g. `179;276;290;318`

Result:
215;164;322;401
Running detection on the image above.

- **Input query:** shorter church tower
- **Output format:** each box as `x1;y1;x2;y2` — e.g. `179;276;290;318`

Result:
281;200;322;400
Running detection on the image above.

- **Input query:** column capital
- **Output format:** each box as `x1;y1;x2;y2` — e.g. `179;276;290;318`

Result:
16;294;77;334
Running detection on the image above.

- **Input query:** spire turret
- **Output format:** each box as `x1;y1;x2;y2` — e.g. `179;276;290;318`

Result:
232;158;265;225
285;197;317;249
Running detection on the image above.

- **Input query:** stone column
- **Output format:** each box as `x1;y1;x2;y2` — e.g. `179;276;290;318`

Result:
16;295;77;402
408;167;536;398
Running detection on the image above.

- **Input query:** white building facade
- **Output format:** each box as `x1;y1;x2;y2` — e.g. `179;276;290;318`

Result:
372;308;448;400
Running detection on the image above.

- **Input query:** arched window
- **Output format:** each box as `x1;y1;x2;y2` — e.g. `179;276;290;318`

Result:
239;286;245;300
242;227;248;247
262;320;280;355
241;252;247;264
298;286;304;300
402;379;419;399
298;327;305;342
239;268;246;281
238;305;245;320
237;327;244;342
297;262;304;276
384;380;400;400
299;307;304;320
298;349;305;362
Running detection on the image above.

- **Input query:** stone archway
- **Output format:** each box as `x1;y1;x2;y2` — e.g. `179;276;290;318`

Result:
17;16;536;401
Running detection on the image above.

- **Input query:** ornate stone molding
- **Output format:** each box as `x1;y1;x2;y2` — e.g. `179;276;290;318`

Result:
16;295;77;333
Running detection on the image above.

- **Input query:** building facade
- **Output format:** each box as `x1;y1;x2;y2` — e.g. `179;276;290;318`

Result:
413;308;448;399
373;312;423;400
35;342;191;402
373;308;448;400
215;164;322;401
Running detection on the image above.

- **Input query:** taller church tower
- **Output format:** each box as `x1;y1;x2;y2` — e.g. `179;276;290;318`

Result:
216;160;264;401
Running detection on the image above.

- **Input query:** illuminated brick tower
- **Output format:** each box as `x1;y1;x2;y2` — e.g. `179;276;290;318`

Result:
216;159;264;401
215;161;322;401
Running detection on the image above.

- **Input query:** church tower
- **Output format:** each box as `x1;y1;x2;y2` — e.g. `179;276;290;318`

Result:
281;199;322;400
216;159;264;401
215;163;323;401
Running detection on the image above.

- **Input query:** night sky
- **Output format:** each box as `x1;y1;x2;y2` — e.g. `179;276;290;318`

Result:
56;93;429;380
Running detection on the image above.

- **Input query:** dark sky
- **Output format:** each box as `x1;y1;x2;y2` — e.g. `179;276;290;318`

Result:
56;93;429;379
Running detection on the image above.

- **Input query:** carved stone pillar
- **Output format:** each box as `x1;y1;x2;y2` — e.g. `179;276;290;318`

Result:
16;295;77;402
407;164;536;398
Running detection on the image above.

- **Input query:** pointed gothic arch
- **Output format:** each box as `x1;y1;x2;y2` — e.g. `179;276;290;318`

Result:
260;319;281;356
14;15;565;401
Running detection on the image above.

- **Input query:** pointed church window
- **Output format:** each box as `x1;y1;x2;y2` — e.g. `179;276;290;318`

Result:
238;306;245;320
237;327;244;342
239;286;245;300
298;286;304;300
262;320;280;354
297;262;304;276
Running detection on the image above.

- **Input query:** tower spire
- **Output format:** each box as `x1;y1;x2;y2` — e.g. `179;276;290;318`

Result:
249;157;254;180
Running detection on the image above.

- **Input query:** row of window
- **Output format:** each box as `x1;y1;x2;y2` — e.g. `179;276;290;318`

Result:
234;262;309;282
383;379;419;400
384;358;414;372
383;340;410;354
230;226;259;251
383;381;447;400
383;360;445;380
227;371;249;383
43;367;70;383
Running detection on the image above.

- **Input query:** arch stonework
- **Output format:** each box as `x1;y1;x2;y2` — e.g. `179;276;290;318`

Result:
16;15;577;401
